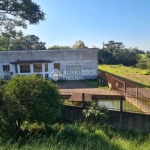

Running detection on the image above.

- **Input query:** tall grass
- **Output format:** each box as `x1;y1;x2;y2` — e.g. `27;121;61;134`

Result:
0;122;150;150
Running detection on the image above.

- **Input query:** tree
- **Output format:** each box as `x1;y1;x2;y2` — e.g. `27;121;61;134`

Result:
22;35;46;50
104;40;124;50
0;0;45;27
0;0;45;41
48;45;71;50
98;41;139;66
0;33;46;50
72;40;88;49
130;47;145;54
98;49;114;64
0;30;23;50
1;75;62;134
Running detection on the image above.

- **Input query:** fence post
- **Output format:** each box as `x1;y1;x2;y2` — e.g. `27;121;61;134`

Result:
120;96;123;112
82;93;85;108
124;82;126;93
136;87;138;99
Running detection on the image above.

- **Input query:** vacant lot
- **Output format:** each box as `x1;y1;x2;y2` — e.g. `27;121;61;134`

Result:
54;80;117;95
98;65;150;88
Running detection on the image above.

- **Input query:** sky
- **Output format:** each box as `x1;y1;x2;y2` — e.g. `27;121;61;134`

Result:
22;0;150;50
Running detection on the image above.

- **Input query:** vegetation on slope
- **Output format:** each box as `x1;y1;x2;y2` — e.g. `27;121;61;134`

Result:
0;122;150;150
98;64;150;88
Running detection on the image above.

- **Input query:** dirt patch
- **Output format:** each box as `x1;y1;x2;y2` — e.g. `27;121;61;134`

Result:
54;80;119;95
54;80;92;89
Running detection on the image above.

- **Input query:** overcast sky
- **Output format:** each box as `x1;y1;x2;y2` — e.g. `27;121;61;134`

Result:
22;0;150;51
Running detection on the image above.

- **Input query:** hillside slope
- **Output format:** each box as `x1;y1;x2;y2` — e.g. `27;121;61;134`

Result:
98;65;150;88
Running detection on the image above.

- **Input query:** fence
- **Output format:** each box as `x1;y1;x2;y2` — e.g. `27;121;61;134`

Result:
61;105;150;133
98;70;150;114
62;92;149;114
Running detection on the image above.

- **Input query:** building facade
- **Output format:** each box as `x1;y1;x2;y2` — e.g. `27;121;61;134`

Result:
0;49;98;80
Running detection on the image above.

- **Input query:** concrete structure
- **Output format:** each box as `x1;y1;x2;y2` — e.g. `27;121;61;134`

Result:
0;49;98;80
62;105;150;133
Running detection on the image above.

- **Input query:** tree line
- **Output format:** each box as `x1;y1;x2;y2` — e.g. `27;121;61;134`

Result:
0;0;149;67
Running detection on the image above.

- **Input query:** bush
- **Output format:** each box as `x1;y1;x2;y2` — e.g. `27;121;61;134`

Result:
136;62;148;69
0;79;8;86
1;75;62;135
83;101;108;125
140;70;150;75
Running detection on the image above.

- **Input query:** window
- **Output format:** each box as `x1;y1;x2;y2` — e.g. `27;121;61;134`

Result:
45;73;49;79
20;64;30;73
3;65;10;72
15;65;18;73
45;63;48;72
54;63;60;69
33;64;42;72
4;75;11;80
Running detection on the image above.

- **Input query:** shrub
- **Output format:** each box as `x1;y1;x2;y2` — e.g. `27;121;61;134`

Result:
140;70;150;75
1;75;62;135
83;101;108;125
136;62;148;69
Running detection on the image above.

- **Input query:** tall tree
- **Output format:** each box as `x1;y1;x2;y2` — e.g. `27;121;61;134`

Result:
23;35;46;50
0;0;45;35
0;33;46;50
104;40;124;50
72;40;88;49
0;0;45;25
98;41;139;66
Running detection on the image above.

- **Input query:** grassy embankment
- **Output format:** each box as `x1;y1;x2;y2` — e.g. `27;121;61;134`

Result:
98;64;150;88
0;122;150;150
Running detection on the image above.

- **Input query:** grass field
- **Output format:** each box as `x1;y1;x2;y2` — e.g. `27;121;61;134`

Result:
1;122;150;150
98;64;150;88
83;80;109;90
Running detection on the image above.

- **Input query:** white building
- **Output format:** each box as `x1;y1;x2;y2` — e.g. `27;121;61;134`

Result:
0;49;98;80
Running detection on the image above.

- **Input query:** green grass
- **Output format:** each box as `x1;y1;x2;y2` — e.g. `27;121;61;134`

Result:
63;100;76;106
98;64;150;88
139;54;148;59
0;122;150;150
140;70;150;75
83;80;109;90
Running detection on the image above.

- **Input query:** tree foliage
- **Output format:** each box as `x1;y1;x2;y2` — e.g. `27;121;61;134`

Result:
0;0;45;26
1;75;62;133
48;45;71;50
98;41;139;66
104;40;125;50
72;40;88;49
0;0;45;42
130;47;145;54
0;33;46;50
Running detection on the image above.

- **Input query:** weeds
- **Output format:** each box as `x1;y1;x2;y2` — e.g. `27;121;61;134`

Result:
0;122;150;150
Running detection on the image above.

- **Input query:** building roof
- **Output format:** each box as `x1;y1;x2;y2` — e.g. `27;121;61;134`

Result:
68;93;92;102
10;60;53;64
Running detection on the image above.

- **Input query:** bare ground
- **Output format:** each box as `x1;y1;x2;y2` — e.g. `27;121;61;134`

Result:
54;80;119;95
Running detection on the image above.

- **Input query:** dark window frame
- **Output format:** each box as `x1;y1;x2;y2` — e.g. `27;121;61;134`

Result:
54;63;60;69
3;65;10;72
45;63;48;72
20;64;30;73
33;63;42;72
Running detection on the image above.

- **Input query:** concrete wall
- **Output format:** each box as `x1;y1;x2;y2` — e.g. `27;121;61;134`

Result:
0;49;97;62
62;105;150;133
0;49;98;80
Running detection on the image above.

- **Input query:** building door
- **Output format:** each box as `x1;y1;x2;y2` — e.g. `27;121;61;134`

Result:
66;65;81;75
